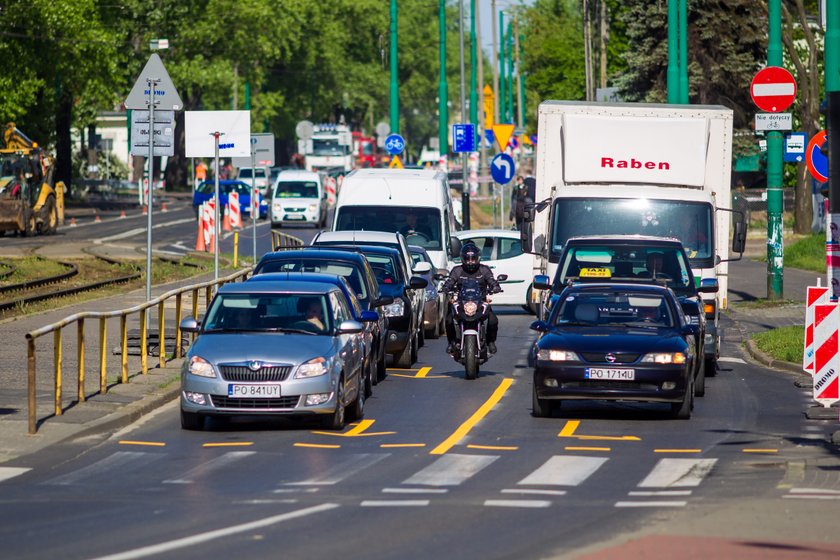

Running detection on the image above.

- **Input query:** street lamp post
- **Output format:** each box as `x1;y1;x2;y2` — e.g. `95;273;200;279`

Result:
439;0;448;168
390;0;399;135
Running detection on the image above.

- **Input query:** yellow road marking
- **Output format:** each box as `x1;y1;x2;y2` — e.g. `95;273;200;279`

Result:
565;446;611;452
390;373;449;379
467;444;519;451
557;420;640;441
294;443;341;449
202;442;254;448
430;378;514;455
311;419;396;437
743;449;779;453
118;440;165;447
415;367;432;378
654;449;702;453
388;368;418;372
380;443;427;448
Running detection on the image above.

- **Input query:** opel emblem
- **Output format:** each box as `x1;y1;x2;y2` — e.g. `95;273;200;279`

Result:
248;361;262;371
605;353;617;363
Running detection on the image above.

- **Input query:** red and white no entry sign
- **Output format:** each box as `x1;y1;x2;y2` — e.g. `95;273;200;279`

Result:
751;66;797;113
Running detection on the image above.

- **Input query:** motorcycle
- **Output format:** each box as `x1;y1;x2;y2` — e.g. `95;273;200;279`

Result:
447;274;507;380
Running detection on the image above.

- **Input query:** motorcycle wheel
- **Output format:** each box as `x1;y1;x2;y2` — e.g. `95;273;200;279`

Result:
464;336;479;380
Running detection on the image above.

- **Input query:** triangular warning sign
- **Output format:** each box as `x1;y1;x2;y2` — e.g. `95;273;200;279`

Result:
492;124;515;151
125;53;183;111
389;155;404;169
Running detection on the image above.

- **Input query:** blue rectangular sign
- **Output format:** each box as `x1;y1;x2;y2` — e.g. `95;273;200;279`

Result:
452;123;476;153
784;132;807;163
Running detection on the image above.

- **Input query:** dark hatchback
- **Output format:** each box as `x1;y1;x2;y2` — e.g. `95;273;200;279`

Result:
253;249;393;383
530;283;696;419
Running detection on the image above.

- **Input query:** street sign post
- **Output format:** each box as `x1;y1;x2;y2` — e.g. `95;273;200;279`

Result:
750;66;797;113
807;130;828;183
452;124;476;153
384;134;405;156
232;133;275;265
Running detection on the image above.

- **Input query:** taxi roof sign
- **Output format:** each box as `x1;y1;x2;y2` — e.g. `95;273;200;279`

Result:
125;53;183;111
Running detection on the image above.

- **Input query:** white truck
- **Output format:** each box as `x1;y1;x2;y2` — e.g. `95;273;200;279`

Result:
298;123;353;173
522;101;746;374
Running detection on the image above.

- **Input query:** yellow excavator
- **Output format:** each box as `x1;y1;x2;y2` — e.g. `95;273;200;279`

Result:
0;122;64;236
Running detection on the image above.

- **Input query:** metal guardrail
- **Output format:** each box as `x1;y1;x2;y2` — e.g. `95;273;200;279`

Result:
24;267;254;434
270;230;306;251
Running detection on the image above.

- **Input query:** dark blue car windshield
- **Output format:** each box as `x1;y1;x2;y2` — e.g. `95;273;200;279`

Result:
553;291;675;328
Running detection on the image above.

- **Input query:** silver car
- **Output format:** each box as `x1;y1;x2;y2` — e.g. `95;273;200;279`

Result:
179;280;370;431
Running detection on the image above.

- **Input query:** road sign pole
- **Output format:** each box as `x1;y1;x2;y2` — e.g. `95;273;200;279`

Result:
213;132;222;283
767;0;784;300
459;0;470;230
827;0;840;292
146;78;158;308
251;143;257;264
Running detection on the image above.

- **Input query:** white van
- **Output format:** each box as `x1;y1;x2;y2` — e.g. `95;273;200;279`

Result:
270;170;327;228
331;168;461;270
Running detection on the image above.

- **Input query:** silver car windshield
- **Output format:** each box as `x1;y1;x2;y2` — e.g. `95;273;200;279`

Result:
553;292;674;328
204;294;331;335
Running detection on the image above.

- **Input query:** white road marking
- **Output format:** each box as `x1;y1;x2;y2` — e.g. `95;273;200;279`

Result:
615;501;687;508
88;503;338;560
637;458;717;488
783;495;840;500
361;500;429;507
803;426;823;432
627;490;692;497
43;452;162;486
284;453;389;486
403;454;499;487
501;489;567;496
0;467;30;483
381;488;449;494
95;217;196;243
717;357;746;364
484;499;551;508
163;451;256;484
518;456;608;487
790;488;840;495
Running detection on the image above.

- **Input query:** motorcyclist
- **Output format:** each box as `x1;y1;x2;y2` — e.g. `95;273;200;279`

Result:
441;242;501;355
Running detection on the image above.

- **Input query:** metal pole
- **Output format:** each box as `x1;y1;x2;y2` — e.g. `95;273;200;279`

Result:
506;23;514;122
827;0;840;294
146;78;158;306
213;132;222;283
460;0;470;230
667;0;678;103
439;0;449;166
469;0;478;148
766;0;783;300
491;0;500;126
251;141;257;264
390;0;399;134
476;3;487;195
678;0;688;104
499;11;506;123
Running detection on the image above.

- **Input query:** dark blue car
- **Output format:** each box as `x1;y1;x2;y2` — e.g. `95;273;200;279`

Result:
193;180;267;219
530;283;696;419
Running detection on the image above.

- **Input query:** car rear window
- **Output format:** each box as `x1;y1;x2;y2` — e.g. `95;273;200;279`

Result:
255;259;368;302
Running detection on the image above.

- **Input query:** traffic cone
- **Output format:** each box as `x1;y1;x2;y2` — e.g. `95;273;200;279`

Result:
222;204;232;232
70;217;77;227
207;224;216;252
119;210;126;219
162;203;168;213
195;209;206;252
94;214;101;223
142;205;148;216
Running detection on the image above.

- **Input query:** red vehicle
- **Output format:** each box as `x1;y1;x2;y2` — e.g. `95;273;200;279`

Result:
352;131;376;168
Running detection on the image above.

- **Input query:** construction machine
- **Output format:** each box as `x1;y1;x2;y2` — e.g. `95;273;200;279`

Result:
0;122;64;236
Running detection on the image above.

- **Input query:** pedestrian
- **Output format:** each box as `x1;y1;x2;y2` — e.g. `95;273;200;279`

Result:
509;176;528;231
195;161;207;183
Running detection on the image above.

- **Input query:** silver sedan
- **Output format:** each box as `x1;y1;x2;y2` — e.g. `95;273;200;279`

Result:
179;280;371;431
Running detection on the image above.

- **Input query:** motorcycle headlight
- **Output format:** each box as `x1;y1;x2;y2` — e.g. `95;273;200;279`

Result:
536;349;581;362
424;285;437;302
295;357;328;378
641;352;686;364
188;355;216;378
464;301;478;316
383;299;405;317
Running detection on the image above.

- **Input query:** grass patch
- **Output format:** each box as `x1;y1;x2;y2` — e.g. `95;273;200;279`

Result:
751;325;804;364
784;233;825;273
0;256;70;285
733;299;798;310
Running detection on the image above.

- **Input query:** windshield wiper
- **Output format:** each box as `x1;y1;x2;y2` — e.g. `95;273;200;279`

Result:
274;327;320;335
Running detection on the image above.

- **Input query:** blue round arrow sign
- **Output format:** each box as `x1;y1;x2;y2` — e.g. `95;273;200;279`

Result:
384;134;405;155
490;153;515;184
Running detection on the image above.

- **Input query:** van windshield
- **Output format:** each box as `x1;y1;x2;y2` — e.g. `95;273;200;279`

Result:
275;181;319;198
334;206;443;251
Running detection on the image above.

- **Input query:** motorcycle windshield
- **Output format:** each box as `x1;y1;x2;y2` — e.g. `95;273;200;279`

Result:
459;278;483;301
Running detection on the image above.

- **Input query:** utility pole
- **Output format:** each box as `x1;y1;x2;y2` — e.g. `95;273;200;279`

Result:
600;0;607;89
469;0;478;147
492;0;500;125
828;0;840;293
583;0;592;101
439;0;449;166
678;0;688;103
390;0;399;134
506;22;514;124
766;0;784;299
476;0;487;194
499;10;506;123
459;0;470;229
667;0;678;103
514;18;523;130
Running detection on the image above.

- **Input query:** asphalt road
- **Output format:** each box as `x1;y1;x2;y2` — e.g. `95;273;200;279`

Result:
1;306;836;559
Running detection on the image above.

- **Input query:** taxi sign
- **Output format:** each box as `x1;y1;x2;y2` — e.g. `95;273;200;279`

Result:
579;268;612;278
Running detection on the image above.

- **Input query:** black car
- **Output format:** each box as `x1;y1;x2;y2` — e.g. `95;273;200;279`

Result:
324;244;428;368
253;249;393;383
533;235;715;396
530;283;696;419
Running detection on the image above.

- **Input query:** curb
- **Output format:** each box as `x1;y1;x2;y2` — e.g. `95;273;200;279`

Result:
744;338;806;376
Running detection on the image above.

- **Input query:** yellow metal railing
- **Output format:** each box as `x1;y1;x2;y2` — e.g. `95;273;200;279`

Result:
270;230;305;252
24;267;253;434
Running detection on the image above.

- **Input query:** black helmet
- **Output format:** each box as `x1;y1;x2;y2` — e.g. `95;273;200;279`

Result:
460;242;480;273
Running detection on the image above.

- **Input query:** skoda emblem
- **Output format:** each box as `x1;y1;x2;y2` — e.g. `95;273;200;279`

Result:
248;361;263;371
605;353;617;363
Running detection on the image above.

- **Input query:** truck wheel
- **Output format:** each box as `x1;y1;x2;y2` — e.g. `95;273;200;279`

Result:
40;196;57;235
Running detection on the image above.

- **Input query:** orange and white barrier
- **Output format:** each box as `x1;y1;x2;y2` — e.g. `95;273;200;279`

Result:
195;203;206;251
804;285;829;374
229;191;242;228
813;302;840;407
325;176;337;207
203;199;216;252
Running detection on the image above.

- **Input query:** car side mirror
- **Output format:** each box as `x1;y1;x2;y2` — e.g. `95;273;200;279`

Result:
698;278;719;294
529;320;549;332
180;317;200;333
374;295;394;307
412;262;432;274
449;237;462;259
680;300;702;317
409;276;429;289
359;310;379;323
533;274;551;290
337;320;364;334
497;274;508;282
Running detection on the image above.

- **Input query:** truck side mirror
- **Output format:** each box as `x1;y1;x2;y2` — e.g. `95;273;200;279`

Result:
732;220;747;254
520;221;533;253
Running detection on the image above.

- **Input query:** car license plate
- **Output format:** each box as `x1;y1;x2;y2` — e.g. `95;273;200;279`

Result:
228;384;281;398
584;368;635;380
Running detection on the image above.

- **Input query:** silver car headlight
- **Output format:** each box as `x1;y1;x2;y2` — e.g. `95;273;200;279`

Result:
536;349;581;362
295;357;328;379
641;352;686;364
383;299;404;317
189;355;216;378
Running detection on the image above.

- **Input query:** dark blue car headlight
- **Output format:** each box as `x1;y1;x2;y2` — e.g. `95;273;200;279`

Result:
536;349;580;362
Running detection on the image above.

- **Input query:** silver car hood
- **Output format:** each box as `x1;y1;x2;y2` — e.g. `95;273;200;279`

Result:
190;332;338;365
